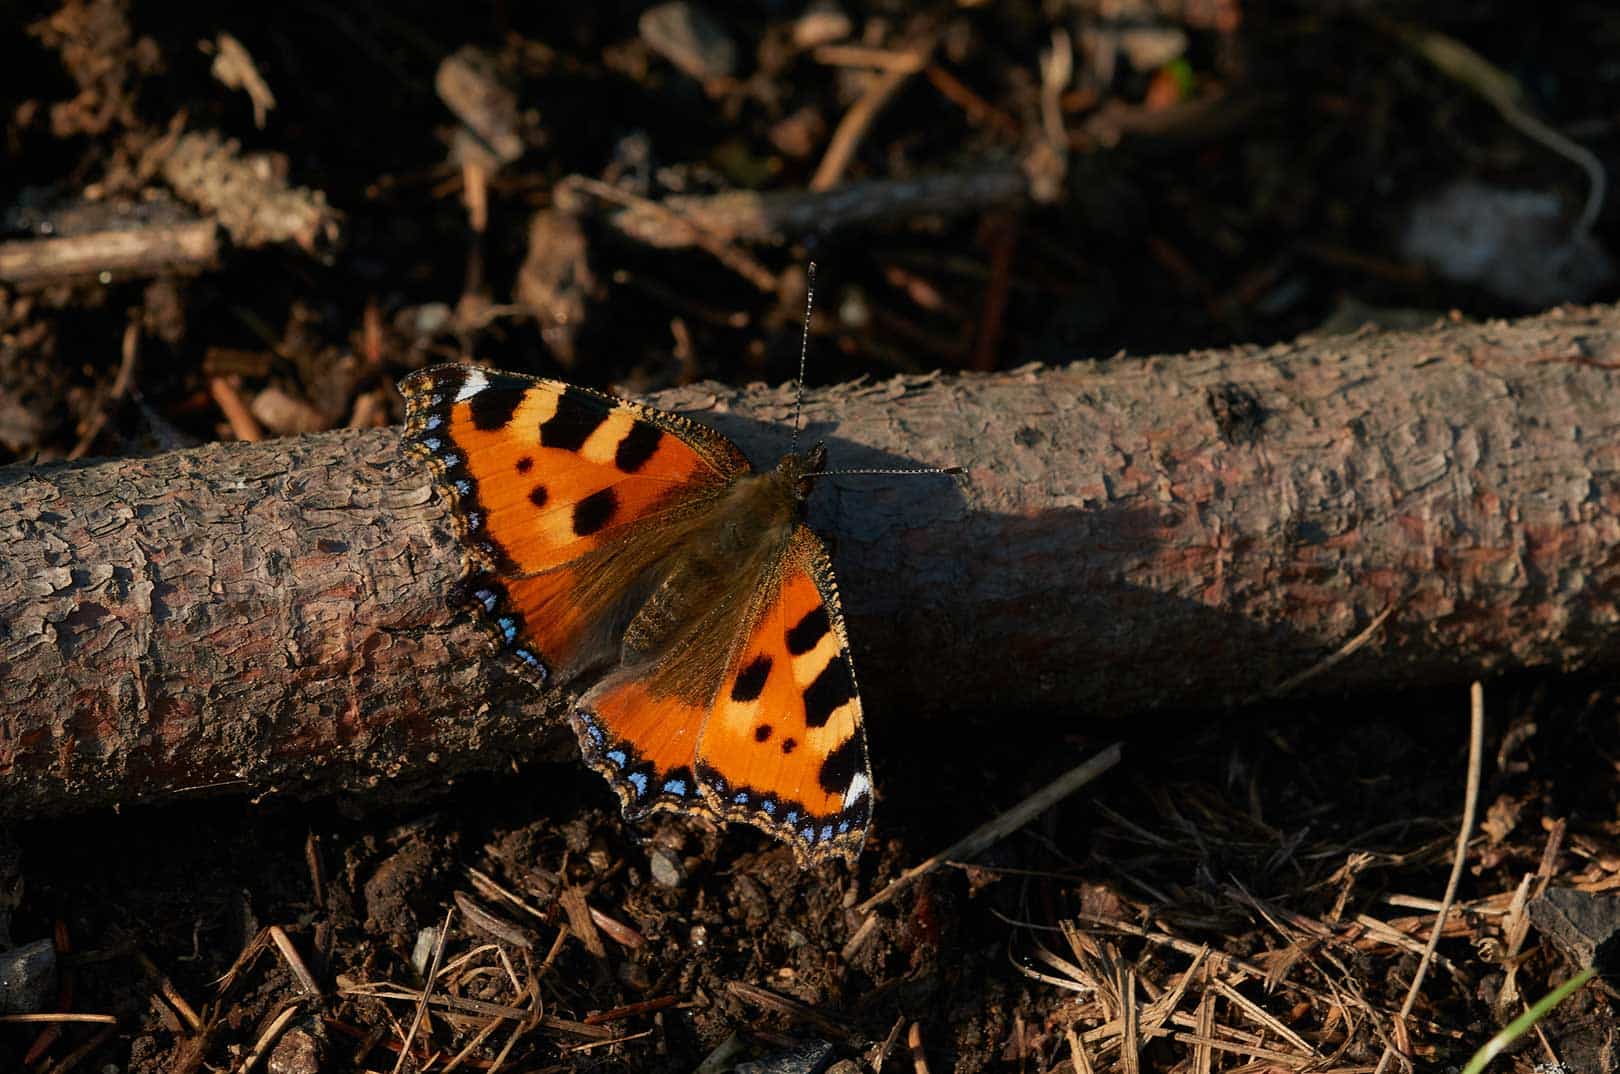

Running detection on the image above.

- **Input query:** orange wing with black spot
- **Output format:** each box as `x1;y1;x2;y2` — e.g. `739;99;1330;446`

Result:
401;364;746;577
400;364;749;681
569;525;872;864
402;363;873;866
693;526;872;866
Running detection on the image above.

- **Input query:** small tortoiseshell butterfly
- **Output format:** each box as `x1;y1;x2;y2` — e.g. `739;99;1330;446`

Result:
399;359;880;865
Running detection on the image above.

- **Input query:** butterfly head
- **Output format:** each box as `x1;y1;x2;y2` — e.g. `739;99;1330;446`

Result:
776;442;828;501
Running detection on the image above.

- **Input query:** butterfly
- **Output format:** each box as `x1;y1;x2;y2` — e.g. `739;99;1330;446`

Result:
399;363;876;865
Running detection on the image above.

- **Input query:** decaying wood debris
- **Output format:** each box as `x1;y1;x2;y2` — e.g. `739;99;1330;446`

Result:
3;303;1619;818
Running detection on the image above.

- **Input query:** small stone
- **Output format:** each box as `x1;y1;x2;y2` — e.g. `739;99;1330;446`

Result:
1117;24;1188;72
410;926;438;975
250;386;325;436
736;1040;835;1074
1401;179;1615;308
267;1027;323;1074
648;846;686;888
769;107;826;159
515;209;593;368
435;47;524;164
793;1;851;48
409;302;453;336
1529;886;1620;974
0;938;56;1013
640;2;738;81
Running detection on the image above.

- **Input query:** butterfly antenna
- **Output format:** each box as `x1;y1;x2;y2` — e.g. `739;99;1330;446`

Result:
791;262;816;455
815;465;966;479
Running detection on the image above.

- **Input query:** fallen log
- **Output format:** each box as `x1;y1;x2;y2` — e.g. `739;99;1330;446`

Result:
3;303;1619;818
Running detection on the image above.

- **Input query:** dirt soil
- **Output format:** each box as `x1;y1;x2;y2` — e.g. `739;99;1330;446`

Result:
5;3;1620;1072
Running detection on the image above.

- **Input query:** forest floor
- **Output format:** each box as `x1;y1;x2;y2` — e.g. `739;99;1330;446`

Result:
4;2;1620;1071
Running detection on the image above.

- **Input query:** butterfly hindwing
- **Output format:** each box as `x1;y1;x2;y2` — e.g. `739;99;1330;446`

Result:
571;677;714;822
694;526;873;866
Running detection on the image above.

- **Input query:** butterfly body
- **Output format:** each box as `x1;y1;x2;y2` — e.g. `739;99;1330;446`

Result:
400;365;871;865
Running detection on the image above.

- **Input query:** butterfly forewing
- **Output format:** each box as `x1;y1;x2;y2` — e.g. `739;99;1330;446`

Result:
400;365;747;578
401;364;749;680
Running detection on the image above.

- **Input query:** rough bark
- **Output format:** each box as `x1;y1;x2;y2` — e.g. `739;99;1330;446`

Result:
4;303;1620;818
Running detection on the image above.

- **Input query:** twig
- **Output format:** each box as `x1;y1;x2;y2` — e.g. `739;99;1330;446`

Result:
603;165;1030;248
1374;681;1485;1074
0;221;220;287
1119;965;1140;1074
1192;983;1214;1074
137;952;203;1032
812;45;929;73
392;907;454;1074
839;911;880;962
907;1021;929;1074
1391;23;1605;234
580;995;681;1025
235;1003;299;1073
208;376;264;442
1254;602;1398;701
972;212;1017;371
557;887;607;959
725;981;856;1043
1067;1024;1096;1074
268;926;322;996
924;64;1021;139
812;39;936;191
564;1026;654;1052
160;131;342;253
338;984;529;1020
453;891;538;950
441;1013;505;1073
36;1022;115;1074
869;1015;907;1074
556;174;776;292
68;319;142;460
857;743;1122;913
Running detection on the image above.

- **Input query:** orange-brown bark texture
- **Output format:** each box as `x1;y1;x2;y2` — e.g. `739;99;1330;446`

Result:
3;304;1618;817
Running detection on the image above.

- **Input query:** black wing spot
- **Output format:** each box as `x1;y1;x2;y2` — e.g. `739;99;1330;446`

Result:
753;723;773;743
843;787;873;828
428;366;466;398
818;734;864;794
573;488;617;536
731;654;772;702
529;484;549;507
786;605;831;655
781;737;797;755
468;385;526;430
803;657;854;728
539;389;610;451
515;456;534;474
614;422;663;473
